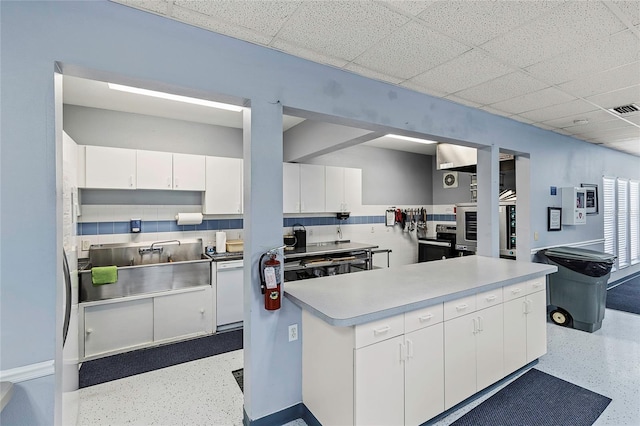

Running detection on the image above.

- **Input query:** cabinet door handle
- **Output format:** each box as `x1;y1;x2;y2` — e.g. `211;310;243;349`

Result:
522;300;528;314
511;288;522;295
472;318;478;334
373;325;391;336
456;303;468;311
86;328;93;335
200;308;205;314
524;299;532;314
129;176;134;187
477;316;484;332
485;295;497;302
418;313;433;322
406;339;414;359
399;342;406;362
167;177;172;188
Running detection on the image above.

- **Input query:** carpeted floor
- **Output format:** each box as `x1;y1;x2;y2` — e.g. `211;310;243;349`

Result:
451;369;611;426
79;329;243;388
606;274;640;315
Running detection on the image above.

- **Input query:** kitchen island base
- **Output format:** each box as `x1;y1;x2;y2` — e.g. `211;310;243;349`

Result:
289;257;557;426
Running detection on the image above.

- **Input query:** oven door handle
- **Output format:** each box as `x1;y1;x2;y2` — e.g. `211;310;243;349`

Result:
419;240;452;247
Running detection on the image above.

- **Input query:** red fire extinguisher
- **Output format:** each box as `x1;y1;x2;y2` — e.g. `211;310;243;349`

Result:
259;251;281;311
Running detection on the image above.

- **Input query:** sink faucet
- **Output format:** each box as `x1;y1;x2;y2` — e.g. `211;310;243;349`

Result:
139;240;181;255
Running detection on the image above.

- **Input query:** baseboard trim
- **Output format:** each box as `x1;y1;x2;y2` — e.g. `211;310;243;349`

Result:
0;360;54;383
243;403;321;426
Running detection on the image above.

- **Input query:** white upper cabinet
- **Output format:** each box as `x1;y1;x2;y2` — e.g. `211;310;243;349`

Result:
325;166;362;212
137;150;173;190
283;163;301;214
173;153;206;191
203;156;243;214
85;146;136;189
300;164;325;213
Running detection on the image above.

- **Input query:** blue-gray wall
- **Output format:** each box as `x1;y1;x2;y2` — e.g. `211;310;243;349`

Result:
1;1;639;424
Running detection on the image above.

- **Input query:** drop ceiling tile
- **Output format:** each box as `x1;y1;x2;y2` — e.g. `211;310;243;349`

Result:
586;85;640;109
603;140;640;156
480;105;511;117
561;118;635;136
379;0;436;16
112;0;169;15
444;94;483;109
559;61;640;98
274;1;409;61
174;0;300;36
453;72;547;105
407;49;514;95
622;114;640;125
343;63;405;85
509;115;536;125
489;87;575;115
171;5;274;45
541;109;618;128
269;38;349;68
612;1;640;26
481;1;627;68
572;125;640;141
525;30;640;84
415;0;561;46
352;21;470;80
519;99;600;122
399;80;448;98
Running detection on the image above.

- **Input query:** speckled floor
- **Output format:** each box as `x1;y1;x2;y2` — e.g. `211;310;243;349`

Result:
77;308;639;426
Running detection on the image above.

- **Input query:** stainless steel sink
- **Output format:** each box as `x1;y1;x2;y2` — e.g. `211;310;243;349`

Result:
79;239;212;302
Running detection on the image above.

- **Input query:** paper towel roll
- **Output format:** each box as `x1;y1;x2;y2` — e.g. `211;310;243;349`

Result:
216;231;227;253
175;213;203;225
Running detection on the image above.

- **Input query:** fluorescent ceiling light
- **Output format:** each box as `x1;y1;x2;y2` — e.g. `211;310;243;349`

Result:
386;134;437;144
107;83;244;112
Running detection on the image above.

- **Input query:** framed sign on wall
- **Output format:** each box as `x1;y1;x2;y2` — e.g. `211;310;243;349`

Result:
548;207;562;231
580;184;598;215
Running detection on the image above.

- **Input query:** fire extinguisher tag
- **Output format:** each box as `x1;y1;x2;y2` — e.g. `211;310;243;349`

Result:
264;266;277;289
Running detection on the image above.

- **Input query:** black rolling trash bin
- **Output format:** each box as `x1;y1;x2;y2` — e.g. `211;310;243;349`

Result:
541;247;616;332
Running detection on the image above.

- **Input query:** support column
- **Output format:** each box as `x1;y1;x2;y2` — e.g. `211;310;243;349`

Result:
242;100;302;423
515;155;531;261
476;145;500;258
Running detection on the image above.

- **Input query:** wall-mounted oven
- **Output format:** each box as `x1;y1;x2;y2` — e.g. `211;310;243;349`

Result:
455;202;517;258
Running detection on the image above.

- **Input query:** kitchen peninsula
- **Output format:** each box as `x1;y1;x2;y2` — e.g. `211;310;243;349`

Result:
284;256;557;426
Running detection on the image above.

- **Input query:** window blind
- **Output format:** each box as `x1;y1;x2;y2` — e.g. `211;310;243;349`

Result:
603;177;616;265
617;178;629;269
630;180;639;265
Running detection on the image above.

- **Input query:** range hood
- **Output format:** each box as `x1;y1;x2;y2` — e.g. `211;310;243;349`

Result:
436;143;514;173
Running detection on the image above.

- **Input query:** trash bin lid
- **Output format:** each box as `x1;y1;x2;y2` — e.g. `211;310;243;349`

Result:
542;246;616;262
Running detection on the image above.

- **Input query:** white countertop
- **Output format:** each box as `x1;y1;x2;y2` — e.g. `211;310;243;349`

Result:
284;256;557;326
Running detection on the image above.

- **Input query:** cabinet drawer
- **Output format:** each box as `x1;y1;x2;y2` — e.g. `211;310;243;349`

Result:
476;288;503;309
503;282;527;302
443;294;477;321
405;304;443;333
526;278;546;295
355;313;404;349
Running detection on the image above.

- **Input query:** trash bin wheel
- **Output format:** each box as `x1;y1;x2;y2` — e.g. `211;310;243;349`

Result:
550;308;571;326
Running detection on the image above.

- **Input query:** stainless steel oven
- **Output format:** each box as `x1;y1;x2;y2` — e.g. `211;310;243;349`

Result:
455;202;516;258
418;224;457;262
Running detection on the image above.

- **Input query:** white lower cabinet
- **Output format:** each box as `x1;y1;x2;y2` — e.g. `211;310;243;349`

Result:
355;335;405;426
154;286;213;342
444;305;504;410
503;283;547;375
302;280;546;425
84;298;154;358
81;286;214;360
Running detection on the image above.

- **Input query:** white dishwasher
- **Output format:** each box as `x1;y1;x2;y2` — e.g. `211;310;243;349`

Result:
215;259;244;330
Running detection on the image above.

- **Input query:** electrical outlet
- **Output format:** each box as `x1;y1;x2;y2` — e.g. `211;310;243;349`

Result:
288;324;298;342
534;231;539;241
82;240;91;250
371;226;375;233
309;229;313;236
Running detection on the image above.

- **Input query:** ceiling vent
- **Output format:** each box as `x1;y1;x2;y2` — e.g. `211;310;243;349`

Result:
608;104;639;115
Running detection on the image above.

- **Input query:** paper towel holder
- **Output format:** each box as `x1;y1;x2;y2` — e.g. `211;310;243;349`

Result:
175;213;203;226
